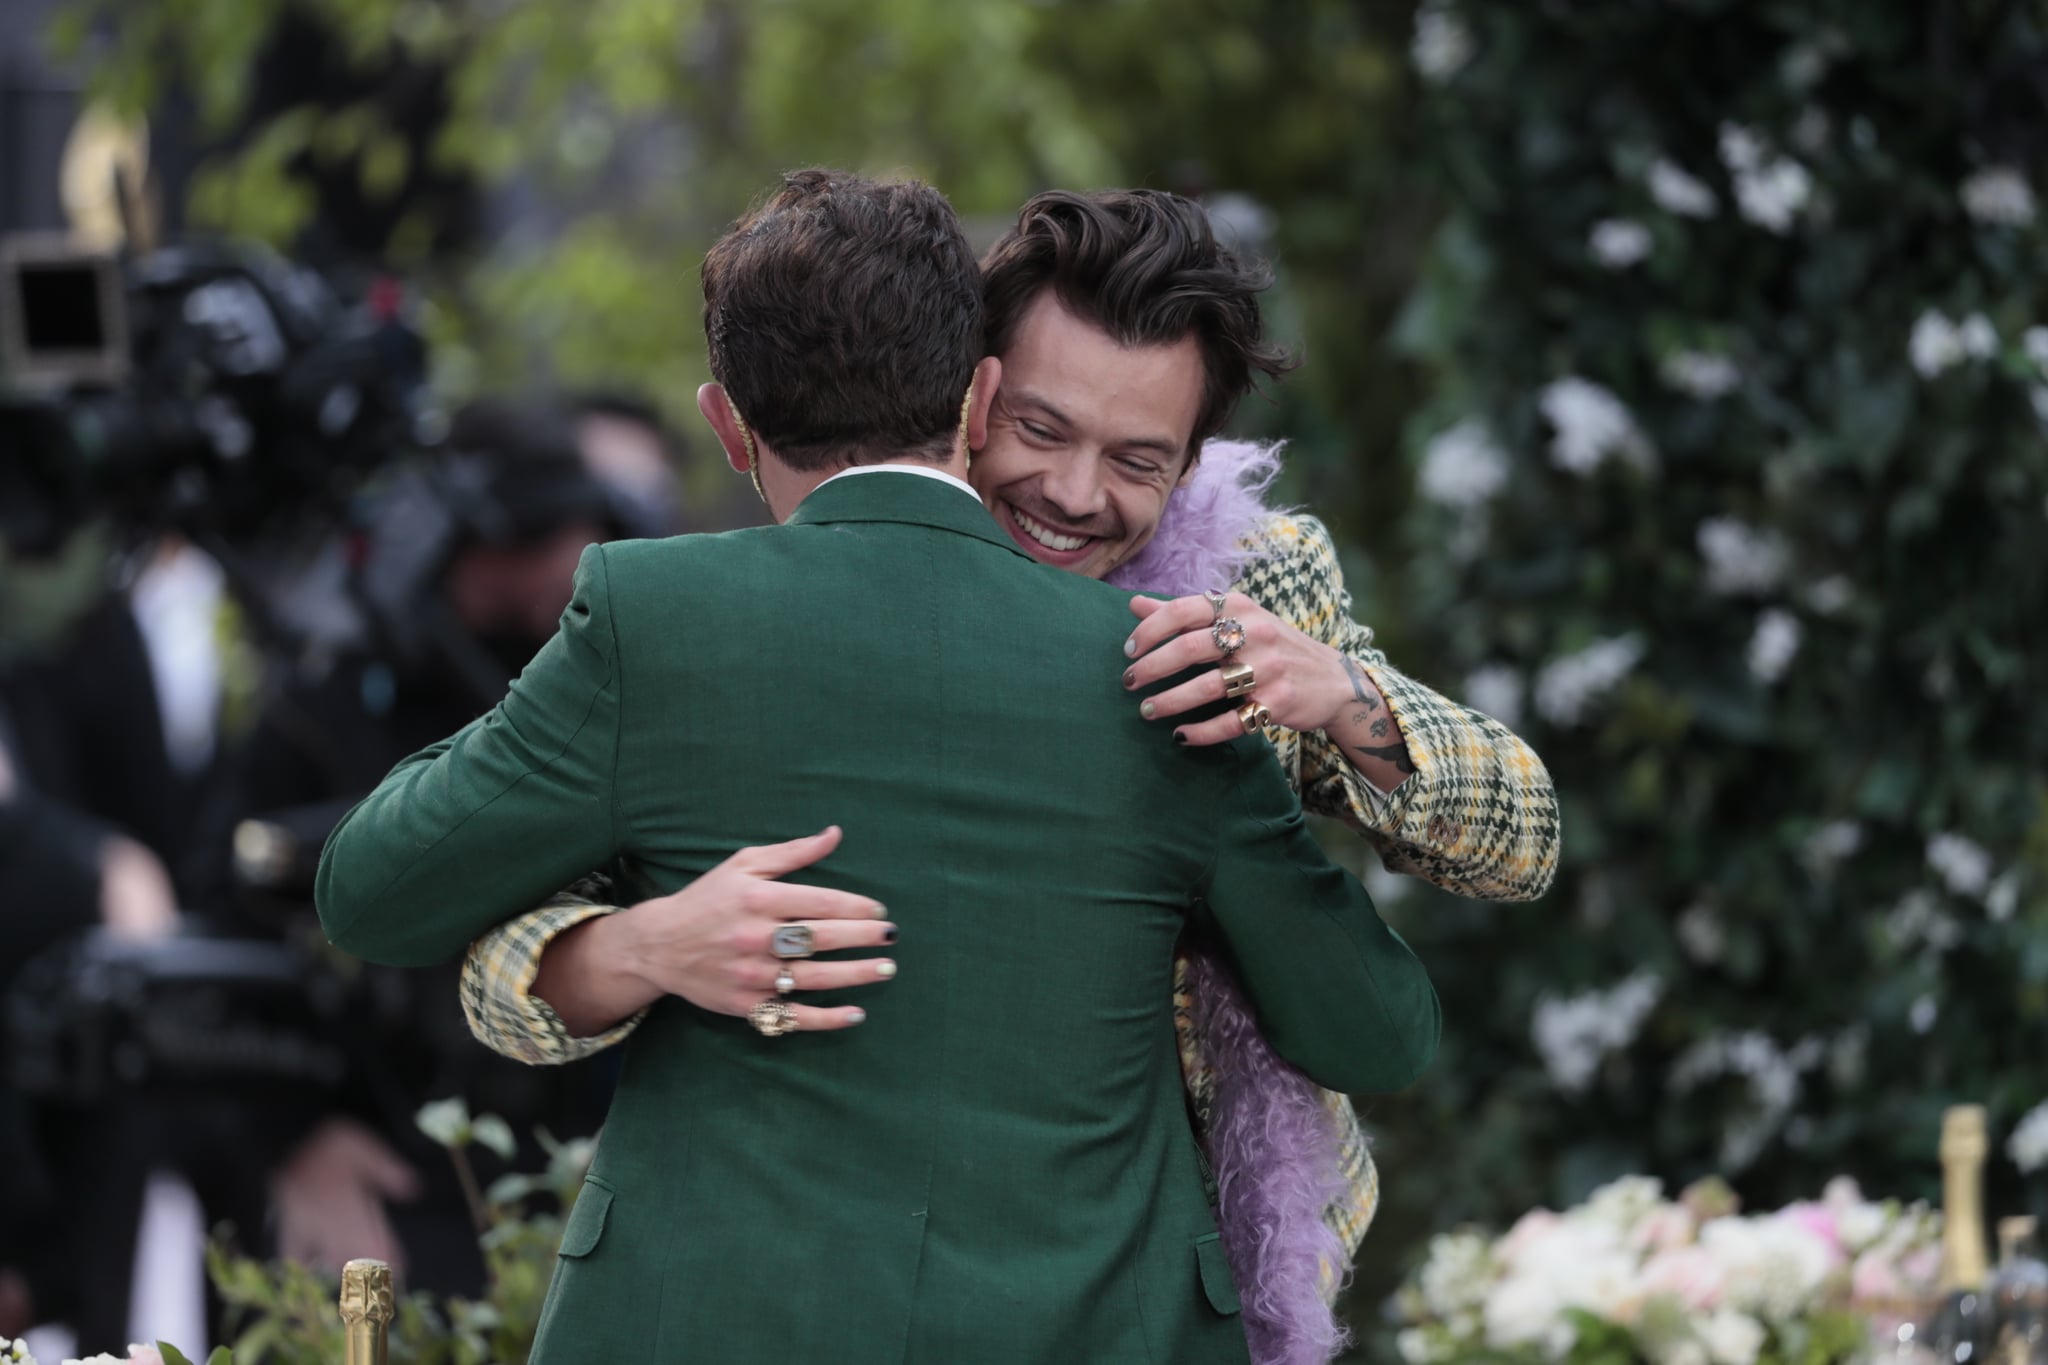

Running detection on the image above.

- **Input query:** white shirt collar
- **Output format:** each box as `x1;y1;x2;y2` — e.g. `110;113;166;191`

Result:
813;462;980;502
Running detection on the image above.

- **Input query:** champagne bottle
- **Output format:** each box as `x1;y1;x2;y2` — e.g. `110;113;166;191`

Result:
339;1258;395;1365
1993;1216;2048;1365
1931;1105;1993;1364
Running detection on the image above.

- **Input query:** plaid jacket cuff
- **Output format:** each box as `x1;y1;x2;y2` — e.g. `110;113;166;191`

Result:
460;900;649;1065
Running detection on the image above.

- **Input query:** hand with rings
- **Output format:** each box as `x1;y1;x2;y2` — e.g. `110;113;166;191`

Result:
1121;590;1361;747
531;826;897;1039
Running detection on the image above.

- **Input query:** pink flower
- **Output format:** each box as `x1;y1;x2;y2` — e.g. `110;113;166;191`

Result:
1634;1204;1699;1254
1496;1209;1563;1266
1640;1246;1727;1311
126;1349;164;1365
1777;1203;1846;1262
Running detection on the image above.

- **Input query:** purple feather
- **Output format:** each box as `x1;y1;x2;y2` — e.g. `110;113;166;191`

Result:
1108;439;1356;1365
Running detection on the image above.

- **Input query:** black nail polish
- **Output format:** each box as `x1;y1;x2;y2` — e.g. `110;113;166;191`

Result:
1123;668;1135;689
883;926;898;944
1173;731;1188;745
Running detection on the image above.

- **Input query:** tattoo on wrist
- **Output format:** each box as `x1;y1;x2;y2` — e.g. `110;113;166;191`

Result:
1346;740;1417;776
1342;657;1379;711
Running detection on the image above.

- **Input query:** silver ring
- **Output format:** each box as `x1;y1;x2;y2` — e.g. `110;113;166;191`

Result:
770;924;817;960
775;967;797;995
1203;590;1228;622
1211;617;1246;656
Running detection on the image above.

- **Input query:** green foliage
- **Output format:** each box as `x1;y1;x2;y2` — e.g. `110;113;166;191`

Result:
210;1101;593;1364
1365;0;2048;1310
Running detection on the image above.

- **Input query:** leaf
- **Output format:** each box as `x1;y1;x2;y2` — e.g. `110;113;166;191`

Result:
156;1344;194;1365
416;1096;472;1148
207;1349;236;1365
470;1113;518;1161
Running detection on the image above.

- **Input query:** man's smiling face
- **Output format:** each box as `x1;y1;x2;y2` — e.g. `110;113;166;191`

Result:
971;290;1205;580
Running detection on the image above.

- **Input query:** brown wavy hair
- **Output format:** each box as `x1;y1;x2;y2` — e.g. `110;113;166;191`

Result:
979;189;1296;461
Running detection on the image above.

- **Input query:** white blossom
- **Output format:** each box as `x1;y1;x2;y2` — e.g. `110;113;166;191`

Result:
1987;871;2022;923
1926;833;1993;898
1412;0;1475;83
1801;820;1864;874
1910;311;1966;378
1696;518;1791;596
1671;1032;1822;1170
1719;124;1813;233
2023;327;2048;374
2031;387;2048;428
1885;888;1962;953
1590;218;1654;268
1962;167;2037;227
1661;350;1741;400
1534;634;1646;726
1803;576;1854;615
1649;159;1719;218
1419;418;1511;508
1464;664;1525;729
1719;124;1768;175
1700;1215;1837;1323
1909;994;1939;1035
2009;1101;2048;1173
1678;903;1725;964
1746;609;1802;684
1531;970;1662;1093
1957;313;1999;359
1540;377;1653;475
0;1339;34;1365
1419;1230;1496;1317
1698;1309;1768;1365
1397;1327;1442;1364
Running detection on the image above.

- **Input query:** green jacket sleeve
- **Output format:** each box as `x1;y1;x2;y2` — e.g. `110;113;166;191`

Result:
1195;745;1440;1095
315;545;624;966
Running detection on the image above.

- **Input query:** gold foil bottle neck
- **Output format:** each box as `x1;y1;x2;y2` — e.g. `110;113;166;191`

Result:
1944;1105;1989;1163
339;1258;395;1365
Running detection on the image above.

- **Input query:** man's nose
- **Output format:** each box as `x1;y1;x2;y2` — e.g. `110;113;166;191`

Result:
1042;455;1109;522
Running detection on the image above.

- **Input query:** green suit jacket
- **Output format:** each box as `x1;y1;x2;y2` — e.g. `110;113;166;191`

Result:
316;471;1439;1364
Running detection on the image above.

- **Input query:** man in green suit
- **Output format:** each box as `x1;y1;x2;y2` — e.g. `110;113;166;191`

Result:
316;169;1437;1364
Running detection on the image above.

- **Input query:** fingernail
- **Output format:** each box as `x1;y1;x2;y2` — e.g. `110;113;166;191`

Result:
1173;731;1188;745
1123;667;1136;688
875;960;897;979
883;925;898;944
848;1009;867;1024
1140;700;1156;719
873;903;888;920
1123;637;1138;657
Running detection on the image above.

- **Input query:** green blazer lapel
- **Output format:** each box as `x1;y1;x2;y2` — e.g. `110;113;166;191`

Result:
787;471;1031;560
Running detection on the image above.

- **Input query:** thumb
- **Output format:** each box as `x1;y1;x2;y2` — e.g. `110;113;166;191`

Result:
734;825;844;879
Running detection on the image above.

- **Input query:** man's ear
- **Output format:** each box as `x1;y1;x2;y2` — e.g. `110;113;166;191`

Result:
697;383;752;474
964;356;1002;454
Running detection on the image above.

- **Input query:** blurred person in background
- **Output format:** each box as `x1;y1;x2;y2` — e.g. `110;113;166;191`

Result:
570;391;689;539
458;187;1559;1362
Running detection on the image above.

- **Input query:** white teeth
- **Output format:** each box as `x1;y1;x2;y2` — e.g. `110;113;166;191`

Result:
1012;505;1090;552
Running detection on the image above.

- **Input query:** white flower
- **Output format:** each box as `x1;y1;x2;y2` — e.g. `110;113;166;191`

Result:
62;1357;126;1365
1418;418;1510;508
1910;311;1965;378
1397;1327;1443;1364
1926;833;1993;898
1696;518;1790;596
1531;970;1662;1093
1962;167;2037;227
1650;159;1719;217
1419;1230;1496;1317
2032;387;2048;427
1697;1309;1768;1365
2023;327;2048;374
1909;994;1939;1034
1801;820;1864;874
1678;902;1724;964
1484;1219;1638;1356
1540;377;1653;475
0;1339;36;1365
1700;1216;1839;1322
1412;0;1475;83
1590;218;1654;268
1987;871;2022;923
2009;1101;2048;1173
1746;609;1802;684
1719;124;1767;175
1534;634;1646;726
1464;664;1525;729
1671;1033;1821;1170
1957;313;1998;358
1718;126;1813;233
1885;889;1962;953
1803;576;1854;614
1661;350;1741;400
1583;1174;1667;1232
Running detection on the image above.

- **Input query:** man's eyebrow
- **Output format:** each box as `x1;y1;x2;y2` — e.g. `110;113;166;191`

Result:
1009;387;1182;457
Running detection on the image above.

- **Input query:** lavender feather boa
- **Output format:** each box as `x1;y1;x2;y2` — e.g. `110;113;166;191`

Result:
1107;440;1355;1365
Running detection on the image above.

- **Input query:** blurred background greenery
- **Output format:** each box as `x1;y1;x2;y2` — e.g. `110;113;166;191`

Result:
41;0;2048;1355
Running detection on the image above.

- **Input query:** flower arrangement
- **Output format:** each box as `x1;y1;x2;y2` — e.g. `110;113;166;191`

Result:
0;1342;220;1365
1394;1176;1943;1365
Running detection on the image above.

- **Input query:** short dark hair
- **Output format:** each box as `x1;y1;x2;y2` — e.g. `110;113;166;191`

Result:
702;169;982;471
980;189;1295;460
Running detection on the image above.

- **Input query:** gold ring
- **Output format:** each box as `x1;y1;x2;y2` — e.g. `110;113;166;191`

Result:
1203;590;1228;622
1219;659;1257;699
1211;618;1246;656
1236;699;1273;734
748;1000;799;1037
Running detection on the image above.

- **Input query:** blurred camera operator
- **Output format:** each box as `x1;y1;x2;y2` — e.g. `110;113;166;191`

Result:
226;397;639;1291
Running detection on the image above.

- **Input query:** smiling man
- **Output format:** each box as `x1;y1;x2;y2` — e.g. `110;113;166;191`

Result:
456;188;1557;1363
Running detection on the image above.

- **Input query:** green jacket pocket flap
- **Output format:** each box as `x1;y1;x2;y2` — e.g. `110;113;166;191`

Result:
560;1178;614;1258
1194;1233;1241;1316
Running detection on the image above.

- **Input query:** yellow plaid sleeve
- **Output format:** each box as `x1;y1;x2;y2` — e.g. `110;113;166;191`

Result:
1235;514;1561;903
460;897;648;1065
